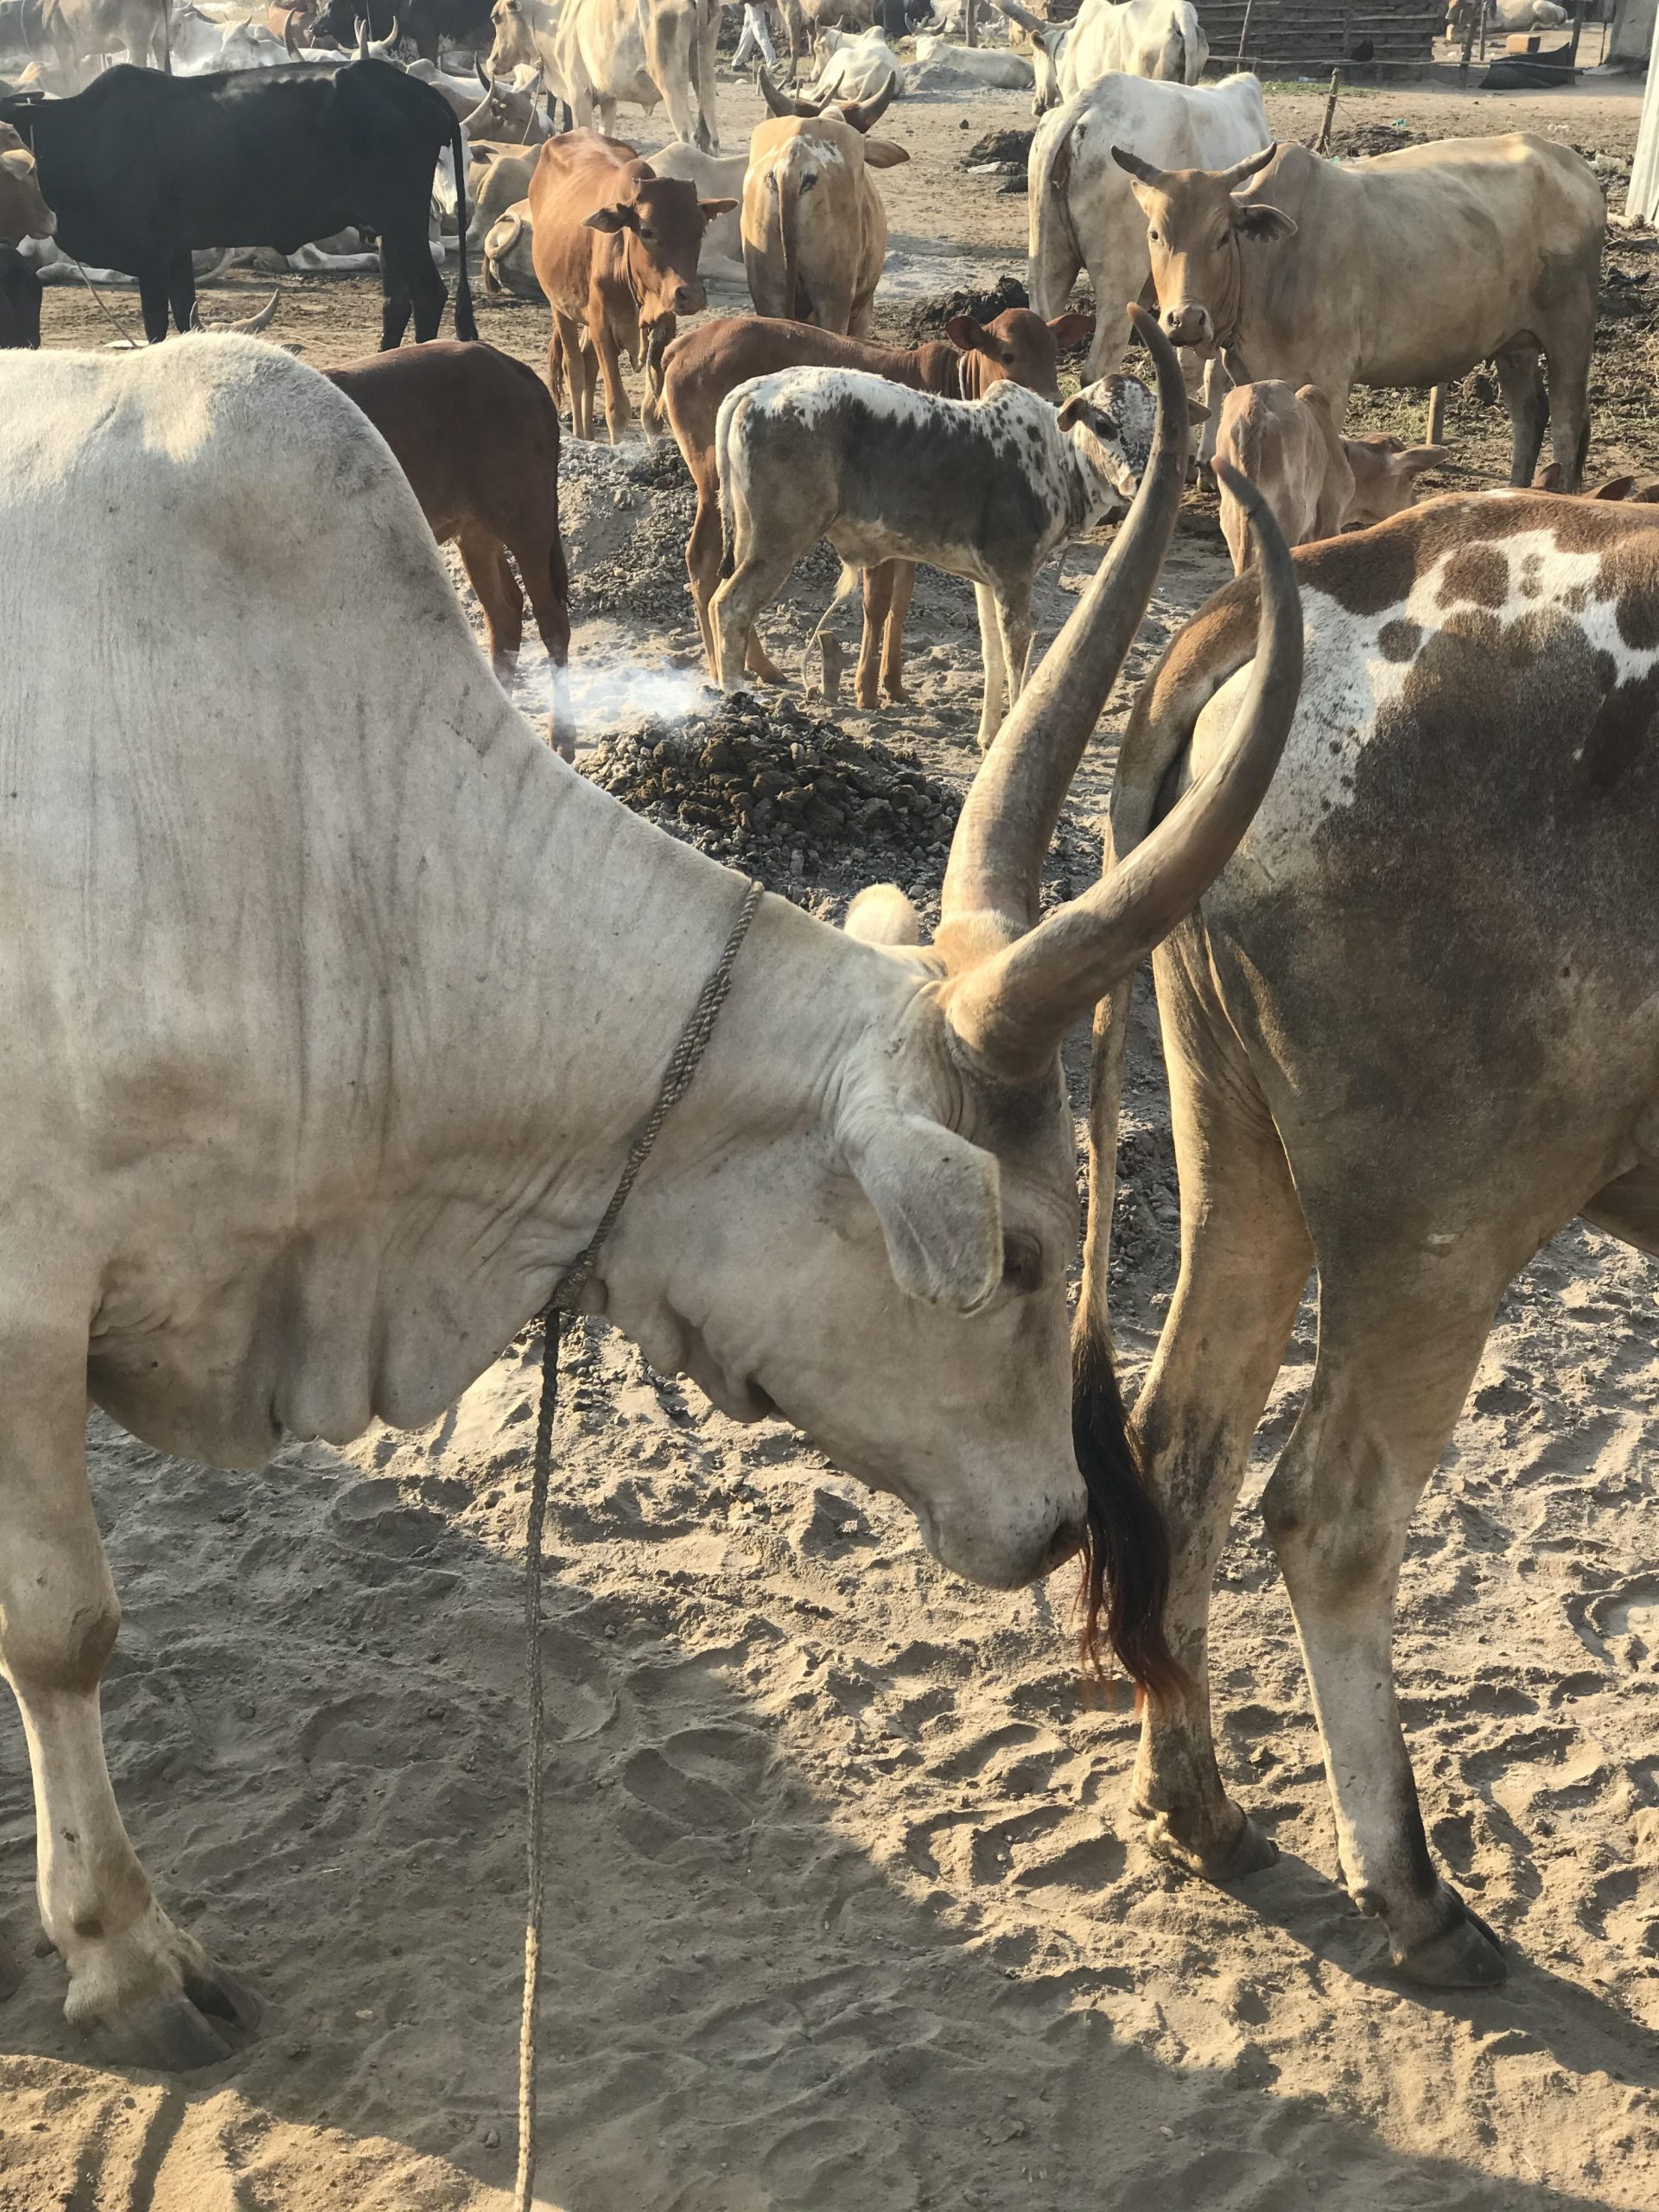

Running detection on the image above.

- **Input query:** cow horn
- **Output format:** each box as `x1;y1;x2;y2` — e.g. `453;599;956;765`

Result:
282;10;300;51
1109;143;1169;189
757;64;822;116
836;72;895;131
198;287;282;334
1217;143;1278;189
369;14;398;49
990;0;1047;33
940;442;1303;1084
936;305;1191;975
355;15;368;54
475;54;490;85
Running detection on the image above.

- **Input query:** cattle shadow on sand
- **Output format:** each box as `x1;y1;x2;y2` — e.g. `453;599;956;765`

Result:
0;1343;1653;2209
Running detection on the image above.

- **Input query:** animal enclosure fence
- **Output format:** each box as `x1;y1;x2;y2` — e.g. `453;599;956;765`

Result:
1195;0;1444;73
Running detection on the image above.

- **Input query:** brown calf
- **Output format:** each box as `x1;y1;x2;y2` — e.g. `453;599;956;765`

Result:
325;340;574;754
528;129;734;442
0;123;54;250
661;308;1091;705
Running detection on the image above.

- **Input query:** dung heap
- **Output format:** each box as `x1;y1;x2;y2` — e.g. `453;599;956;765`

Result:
583;693;960;900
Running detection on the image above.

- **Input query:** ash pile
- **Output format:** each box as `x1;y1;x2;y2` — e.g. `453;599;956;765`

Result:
559;435;696;625
584;693;960;902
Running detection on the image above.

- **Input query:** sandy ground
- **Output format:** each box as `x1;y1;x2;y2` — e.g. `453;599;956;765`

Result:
6;58;1659;2212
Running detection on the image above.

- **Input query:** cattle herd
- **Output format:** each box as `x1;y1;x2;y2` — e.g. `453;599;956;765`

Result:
0;0;1655;2124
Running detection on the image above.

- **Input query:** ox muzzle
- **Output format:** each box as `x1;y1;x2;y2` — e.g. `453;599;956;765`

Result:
1161;302;1213;351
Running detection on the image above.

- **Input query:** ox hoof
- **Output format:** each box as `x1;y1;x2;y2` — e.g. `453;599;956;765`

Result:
1143;1802;1278;1885
89;1962;262;2071
1392;1896;1507;1990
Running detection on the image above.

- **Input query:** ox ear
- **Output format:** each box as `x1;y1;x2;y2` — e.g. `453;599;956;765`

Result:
584;202;639;233
861;138;909;169
1055;393;1104;435
944;314;991;351
1394;444;1446;478
699;196;739;220
1186;399;1210;425
845;885;922;945
1231;200;1295;243
1047;310;1093;351
839;1097;1003;1313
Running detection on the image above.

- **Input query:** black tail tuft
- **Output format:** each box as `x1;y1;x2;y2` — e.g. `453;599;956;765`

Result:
1072;1326;1186;1704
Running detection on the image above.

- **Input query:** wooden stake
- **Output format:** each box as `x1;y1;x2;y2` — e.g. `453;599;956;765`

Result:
1426;385;1446;444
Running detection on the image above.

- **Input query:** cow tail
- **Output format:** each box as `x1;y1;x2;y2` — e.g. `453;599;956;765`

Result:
715;385;743;580
448;105;477;340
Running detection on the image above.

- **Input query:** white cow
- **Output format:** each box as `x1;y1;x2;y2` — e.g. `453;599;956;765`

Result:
1028;71;1270;378
483;194;541;291
910;31;1033;91
486;0;721;150
1001;0;1208;111
805;22;902;102
648;137;747;268
0;327;1296;2066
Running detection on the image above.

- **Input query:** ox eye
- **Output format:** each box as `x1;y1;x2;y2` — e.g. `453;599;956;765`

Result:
639;226;656;244
1001;1234;1043;1295
1148;227;1160;244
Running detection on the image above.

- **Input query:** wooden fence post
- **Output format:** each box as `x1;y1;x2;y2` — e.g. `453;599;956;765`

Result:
1426;385;1446;444
964;0;978;44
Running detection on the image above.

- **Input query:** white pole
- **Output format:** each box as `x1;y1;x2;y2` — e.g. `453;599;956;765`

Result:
1626;3;1659;222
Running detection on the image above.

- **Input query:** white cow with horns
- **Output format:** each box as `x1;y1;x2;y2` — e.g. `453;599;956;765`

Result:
0;324;1299;2068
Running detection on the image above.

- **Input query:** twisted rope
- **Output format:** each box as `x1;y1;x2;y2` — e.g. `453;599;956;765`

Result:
514;875;764;2212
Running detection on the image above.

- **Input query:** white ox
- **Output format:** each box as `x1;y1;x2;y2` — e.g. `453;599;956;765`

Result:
1028;70;1269;380
486;0;721;151
910;31;1033;91
1001;0;1208;112
0;328;1295;2066
483;192;540;291
805;22;902;103
649;136;747;268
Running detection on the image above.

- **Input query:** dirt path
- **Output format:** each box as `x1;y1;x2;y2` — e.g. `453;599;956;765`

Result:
4;62;1659;2212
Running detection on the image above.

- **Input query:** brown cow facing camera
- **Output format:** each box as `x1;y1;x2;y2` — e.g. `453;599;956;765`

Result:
529;128;734;442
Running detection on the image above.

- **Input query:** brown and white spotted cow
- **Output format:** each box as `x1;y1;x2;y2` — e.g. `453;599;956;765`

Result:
1068;489;1659;1986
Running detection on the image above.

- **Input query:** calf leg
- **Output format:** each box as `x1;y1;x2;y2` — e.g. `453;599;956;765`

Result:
995;581;1034;720
455;524;524;683
855;563;898;709
687;483;723;678
0;1307;257;2065
973;582;1008;752
711;503;805;692
389;232;446;346
1262;1281;1509;1986
512;518;575;761
1494;343;1548;489
552;315;587;438
879;561;916;703
593;325;632;443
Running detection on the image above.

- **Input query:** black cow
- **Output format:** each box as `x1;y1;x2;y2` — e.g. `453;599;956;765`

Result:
0;245;41;348
313;0;493;60
0;60;474;347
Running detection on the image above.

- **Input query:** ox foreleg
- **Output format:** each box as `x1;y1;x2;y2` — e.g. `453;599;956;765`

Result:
1090;962;1312;1882
1261;1281;1510;1987
1541;316;1593;494
0;1311;258;2065
592;326;632;446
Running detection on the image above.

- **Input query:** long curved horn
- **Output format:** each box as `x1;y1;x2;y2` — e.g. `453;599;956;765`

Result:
942;461;1304;1082
283;10;300;52
369;14;398;50
936;304;1189;970
199;287;282;333
989;0;1047;32
461;90;491;130
355;15;368;54
836;71;895;132
476;53;490;85
758;64;822;116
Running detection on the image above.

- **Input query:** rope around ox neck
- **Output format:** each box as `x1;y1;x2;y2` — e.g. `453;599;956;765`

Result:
514;876;763;2212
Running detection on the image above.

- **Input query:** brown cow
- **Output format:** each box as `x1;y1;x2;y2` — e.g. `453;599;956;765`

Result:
743;73;906;336
0;122;54;248
324;341;573;753
661;307;1092;702
528;128;733;442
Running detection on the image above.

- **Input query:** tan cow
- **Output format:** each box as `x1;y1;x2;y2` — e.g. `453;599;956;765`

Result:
0;122;54;246
487;0;722;152
1212;379;1443;573
1115;135;1605;490
467;138;538;245
483;196;541;296
529;128;733;440
743;73;906;335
